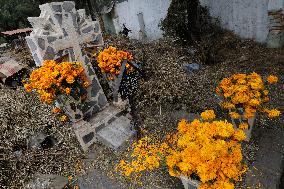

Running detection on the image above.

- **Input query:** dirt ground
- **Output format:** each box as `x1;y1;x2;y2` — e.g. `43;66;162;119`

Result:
0;31;283;188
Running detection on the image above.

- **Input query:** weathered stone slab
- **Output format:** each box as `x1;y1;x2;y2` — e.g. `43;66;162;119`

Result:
25;174;68;189
74;120;98;151
97;115;134;150
74;105;133;151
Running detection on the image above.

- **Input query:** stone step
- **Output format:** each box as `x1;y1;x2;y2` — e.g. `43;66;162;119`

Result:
73;105;134;151
96;115;135;150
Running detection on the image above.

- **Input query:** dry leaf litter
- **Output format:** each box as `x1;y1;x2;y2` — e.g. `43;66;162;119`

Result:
0;31;283;188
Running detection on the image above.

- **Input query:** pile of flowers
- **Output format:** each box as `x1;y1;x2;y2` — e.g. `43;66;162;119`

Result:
216;73;280;120
117;110;247;189
97;46;134;80
24;60;90;104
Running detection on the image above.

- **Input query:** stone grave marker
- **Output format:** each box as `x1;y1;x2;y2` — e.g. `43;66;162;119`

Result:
26;1;135;151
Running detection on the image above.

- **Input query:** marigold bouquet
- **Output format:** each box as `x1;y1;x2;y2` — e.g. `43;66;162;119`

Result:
97;46;134;80
24;60;90;104
117;110;247;189
216;73;280;119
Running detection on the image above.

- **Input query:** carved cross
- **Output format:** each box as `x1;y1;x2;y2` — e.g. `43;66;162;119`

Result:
26;1;107;122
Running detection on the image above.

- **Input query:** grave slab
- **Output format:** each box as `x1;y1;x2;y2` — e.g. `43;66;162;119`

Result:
97;115;135;150
74;105;134;151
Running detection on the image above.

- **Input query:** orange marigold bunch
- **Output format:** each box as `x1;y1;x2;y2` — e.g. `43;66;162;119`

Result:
117;110;247;189
216;73;280;119
97;46;134;80
117;136;169;177
24;60;90;104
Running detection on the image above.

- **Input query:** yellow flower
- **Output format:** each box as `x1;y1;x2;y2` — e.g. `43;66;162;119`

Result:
263;90;269;95
267;75;278;84
24;60;89;104
244;107;256;119
221;102;235;109
249;99;260;107
97;46;134;76
229;112;241;119
66;76;75;84
24;84;33;92
60;115;68;122
65;88;71;95
178;119;188;133
266;109;281;118
217;73;280;121
117;117;247;188
83;81;90;88
201;110;216;120
233;129;246;141
239;123;249;130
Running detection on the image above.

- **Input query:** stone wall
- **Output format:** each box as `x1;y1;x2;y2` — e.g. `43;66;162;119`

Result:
111;0;171;41
267;9;284;48
200;0;284;45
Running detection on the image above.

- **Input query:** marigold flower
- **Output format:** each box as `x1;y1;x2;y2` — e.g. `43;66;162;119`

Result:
221;102;235;109
97;46;134;79
178;119;188;133
239;123;249;130
263;90;269;95
52;107;61;113
233;129;246;141
65;88;71;95
217;73;279;121
66;76;75;84
117;118;247;188
267;75;278;84
201;110;216;120
24;84;32;92
83;81;90;88
24;60;88;104
266;109;281;118
60;115;68;122
229;112;241;119
249;99;260;106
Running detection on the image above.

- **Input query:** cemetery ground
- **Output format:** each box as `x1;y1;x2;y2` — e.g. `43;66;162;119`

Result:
0;31;283;188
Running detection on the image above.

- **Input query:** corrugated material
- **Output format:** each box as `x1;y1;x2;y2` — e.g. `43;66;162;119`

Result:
0;60;26;80
1;28;32;36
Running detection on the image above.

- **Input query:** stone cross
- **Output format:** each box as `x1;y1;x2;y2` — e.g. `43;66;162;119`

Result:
26;1;102;66
26;1;135;151
26;1;107;123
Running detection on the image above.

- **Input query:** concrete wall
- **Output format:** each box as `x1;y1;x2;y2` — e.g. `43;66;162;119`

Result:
112;0;171;41
111;0;284;43
200;0;284;43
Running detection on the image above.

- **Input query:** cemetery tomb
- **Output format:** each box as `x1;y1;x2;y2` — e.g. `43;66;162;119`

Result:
26;1;135;151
